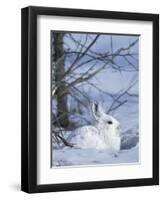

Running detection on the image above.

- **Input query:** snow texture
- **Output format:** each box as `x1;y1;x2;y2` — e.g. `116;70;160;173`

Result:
52;98;139;167
52;145;139;167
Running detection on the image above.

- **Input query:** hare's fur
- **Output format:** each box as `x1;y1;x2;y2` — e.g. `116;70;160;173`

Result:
70;103;121;156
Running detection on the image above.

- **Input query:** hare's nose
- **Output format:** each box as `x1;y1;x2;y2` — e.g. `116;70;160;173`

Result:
117;125;121;130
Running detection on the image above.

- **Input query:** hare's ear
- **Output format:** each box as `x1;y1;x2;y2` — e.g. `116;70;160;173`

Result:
91;102;105;120
91;102;99;120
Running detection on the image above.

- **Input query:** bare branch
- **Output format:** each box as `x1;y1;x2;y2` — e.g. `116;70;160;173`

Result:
108;100;127;112
63;34;100;78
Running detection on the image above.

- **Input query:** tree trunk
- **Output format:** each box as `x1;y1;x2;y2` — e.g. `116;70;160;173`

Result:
53;32;69;128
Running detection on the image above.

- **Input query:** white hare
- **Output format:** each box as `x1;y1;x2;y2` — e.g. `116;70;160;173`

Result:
70;102;121;156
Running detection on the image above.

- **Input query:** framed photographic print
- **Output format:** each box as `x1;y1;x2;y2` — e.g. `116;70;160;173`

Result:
21;6;159;193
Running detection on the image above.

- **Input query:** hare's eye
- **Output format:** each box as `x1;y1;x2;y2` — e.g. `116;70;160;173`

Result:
108;121;113;124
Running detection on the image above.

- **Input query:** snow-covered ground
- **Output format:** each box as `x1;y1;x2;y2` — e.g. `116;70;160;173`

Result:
52;97;139;167
52;145;139;167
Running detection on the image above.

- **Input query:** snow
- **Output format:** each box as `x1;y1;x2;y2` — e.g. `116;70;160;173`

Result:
52;96;139;167
52;145;139;167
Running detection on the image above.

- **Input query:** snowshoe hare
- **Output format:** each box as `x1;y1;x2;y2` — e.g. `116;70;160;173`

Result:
70;102;121;156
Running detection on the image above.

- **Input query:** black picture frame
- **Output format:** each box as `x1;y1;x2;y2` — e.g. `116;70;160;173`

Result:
21;6;159;193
